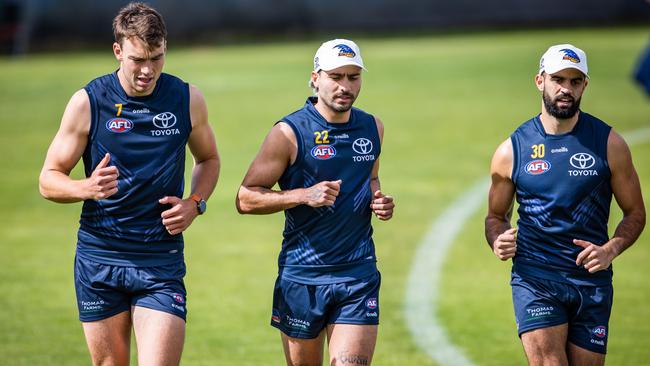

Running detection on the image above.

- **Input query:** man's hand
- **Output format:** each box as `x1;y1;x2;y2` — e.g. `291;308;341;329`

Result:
159;196;199;235
492;227;517;260
85;153;119;200
574;239;615;273
370;190;394;221
303;180;342;207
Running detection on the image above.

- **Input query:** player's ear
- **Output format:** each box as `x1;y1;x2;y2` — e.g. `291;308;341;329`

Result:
113;42;123;62
534;73;544;92
311;71;320;85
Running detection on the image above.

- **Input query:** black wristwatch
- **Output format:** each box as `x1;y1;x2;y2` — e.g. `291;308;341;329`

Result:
190;194;207;215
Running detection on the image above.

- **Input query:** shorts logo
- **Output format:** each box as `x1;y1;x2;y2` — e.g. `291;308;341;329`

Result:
106;118;133;133
311;145;336;160
365;298;377;310
80;300;107;313
286;315;310;330
593;326;607;338
525;159;551;175
172;293;185;304
272;310;281;323
352;138;373;154
152;112;177;129
525;306;555;320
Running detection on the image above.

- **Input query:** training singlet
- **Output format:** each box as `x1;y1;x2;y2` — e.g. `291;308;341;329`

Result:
511;112;613;286
77;72;191;267
277;97;381;285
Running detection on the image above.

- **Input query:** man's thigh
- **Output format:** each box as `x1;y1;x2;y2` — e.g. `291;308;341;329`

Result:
568;342;606;366
82;311;132;366
321;274;381;365
521;324;569;366
327;324;378;366
132;306;185;366
281;330;326;366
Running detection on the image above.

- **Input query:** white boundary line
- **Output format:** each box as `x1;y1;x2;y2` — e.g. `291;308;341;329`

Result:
404;178;487;366
404;126;650;366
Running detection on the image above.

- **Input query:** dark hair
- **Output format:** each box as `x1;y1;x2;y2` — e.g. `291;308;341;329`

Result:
113;2;166;49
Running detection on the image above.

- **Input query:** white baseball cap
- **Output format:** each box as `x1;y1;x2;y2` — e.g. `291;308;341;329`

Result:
539;44;588;77
313;39;366;72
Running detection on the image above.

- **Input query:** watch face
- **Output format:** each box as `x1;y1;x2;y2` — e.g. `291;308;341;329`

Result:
197;200;207;214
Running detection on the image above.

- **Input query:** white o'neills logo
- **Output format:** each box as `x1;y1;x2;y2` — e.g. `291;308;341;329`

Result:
570;153;595;169
568;152;598;176
151;112;180;136
352;138;373;154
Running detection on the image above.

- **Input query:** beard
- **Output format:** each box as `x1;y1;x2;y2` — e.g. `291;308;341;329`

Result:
542;90;581;119
323;92;357;113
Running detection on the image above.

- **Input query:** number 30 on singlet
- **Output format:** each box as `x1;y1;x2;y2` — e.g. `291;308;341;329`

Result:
530;143;545;158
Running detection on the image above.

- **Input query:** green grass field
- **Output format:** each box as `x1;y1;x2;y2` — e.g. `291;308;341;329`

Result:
1;27;649;365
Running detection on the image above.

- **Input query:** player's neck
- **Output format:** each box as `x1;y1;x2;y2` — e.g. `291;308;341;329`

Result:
539;109;580;135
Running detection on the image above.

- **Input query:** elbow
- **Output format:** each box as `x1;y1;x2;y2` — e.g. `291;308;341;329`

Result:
640;209;647;231
235;187;253;214
38;184;50;200
235;199;249;215
38;174;52;200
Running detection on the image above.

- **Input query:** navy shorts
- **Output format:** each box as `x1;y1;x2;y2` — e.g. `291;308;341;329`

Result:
74;255;188;322
271;272;381;339
511;272;613;354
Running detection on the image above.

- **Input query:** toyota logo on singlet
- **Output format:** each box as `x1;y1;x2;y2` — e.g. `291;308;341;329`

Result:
152;112;177;129
352;138;373;154
569;153;595;169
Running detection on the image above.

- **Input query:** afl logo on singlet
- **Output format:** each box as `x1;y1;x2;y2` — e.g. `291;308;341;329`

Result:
311;145;336;160
525;159;551;175
106;118;133;133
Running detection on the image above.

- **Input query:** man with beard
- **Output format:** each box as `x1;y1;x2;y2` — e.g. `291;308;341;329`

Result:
236;39;394;365
485;44;645;365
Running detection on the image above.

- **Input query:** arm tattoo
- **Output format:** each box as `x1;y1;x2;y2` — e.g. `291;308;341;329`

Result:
307;187;323;201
